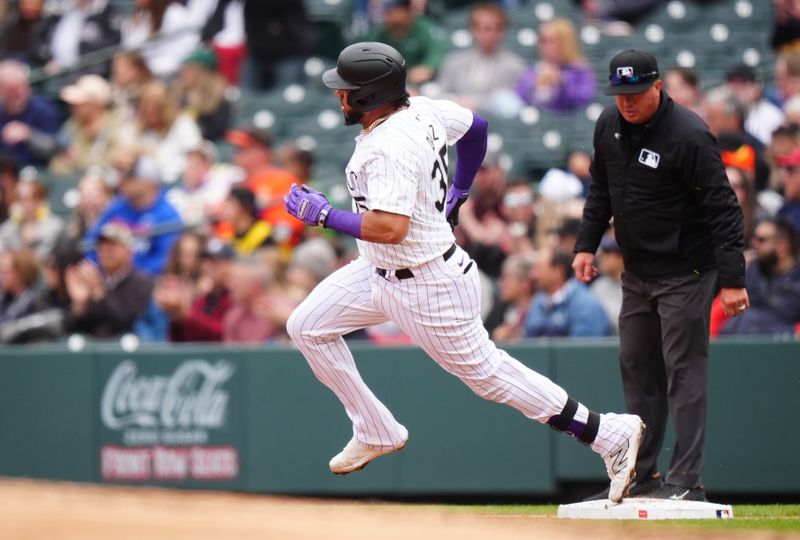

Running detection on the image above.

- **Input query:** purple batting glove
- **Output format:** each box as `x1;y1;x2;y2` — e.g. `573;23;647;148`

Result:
445;186;470;230
284;184;332;227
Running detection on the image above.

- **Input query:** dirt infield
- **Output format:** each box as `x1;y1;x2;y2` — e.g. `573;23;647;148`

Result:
0;478;795;540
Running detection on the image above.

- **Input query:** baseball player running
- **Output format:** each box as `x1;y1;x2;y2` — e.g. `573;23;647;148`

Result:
284;42;644;503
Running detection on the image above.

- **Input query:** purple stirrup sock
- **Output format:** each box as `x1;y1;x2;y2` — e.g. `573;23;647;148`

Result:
324;208;363;239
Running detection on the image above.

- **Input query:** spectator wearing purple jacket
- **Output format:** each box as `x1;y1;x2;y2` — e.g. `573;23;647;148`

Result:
515;17;596;114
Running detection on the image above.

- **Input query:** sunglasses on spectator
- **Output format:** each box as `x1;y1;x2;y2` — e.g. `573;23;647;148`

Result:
779;164;800;173
608;71;658;86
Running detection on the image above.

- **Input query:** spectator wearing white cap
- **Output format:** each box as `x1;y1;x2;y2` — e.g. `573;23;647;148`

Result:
86;153;182;275
50;74;136;176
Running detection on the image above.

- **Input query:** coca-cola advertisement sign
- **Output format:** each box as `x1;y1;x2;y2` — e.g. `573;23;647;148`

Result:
96;357;242;487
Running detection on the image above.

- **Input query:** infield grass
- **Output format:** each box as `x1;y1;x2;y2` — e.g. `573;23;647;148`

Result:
443;503;800;533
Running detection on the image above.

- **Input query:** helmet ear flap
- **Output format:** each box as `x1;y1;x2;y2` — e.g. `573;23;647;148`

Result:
347;88;373;111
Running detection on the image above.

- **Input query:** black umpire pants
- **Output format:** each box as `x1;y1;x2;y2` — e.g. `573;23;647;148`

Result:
618;268;718;489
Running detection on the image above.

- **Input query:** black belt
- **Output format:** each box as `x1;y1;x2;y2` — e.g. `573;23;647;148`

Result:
376;243;456;280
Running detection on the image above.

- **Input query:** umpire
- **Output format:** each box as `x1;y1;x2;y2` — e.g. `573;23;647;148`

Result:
573;50;749;501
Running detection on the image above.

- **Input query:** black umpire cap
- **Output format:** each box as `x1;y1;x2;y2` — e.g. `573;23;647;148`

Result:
604;50;660;96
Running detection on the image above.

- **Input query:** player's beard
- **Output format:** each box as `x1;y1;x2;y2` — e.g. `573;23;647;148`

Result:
343;109;364;126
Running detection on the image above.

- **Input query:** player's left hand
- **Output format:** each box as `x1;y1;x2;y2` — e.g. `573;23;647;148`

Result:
445;186;469;230
284;183;331;227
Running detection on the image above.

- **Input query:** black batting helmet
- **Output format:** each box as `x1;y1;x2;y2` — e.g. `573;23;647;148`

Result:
322;42;407;112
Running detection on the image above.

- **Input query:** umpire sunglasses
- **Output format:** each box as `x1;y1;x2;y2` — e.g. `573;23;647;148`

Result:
608;71;659;86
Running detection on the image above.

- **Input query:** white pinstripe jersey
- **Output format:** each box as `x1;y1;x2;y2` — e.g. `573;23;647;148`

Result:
346;96;473;269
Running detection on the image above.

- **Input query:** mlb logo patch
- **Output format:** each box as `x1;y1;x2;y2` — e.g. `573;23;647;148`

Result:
639;148;660;169
617;66;634;77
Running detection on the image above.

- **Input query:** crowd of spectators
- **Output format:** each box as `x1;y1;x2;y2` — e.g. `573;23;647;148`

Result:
0;0;799;346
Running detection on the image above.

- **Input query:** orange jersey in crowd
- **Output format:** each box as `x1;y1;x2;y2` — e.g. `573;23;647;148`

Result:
244;166;304;246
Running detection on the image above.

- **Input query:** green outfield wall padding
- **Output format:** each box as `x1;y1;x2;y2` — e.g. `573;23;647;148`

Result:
0;347;94;481
0;339;797;496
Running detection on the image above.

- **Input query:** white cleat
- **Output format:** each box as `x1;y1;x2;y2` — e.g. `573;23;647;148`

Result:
601;414;645;504
329;438;406;475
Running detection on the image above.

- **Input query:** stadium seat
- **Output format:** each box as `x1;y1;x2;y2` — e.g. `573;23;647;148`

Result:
41;173;82;219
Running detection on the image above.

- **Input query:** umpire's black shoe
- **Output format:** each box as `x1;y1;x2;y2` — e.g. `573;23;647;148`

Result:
650;483;707;502
583;474;663;501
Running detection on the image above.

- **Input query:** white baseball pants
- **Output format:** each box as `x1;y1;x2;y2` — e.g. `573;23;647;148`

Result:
287;245;625;456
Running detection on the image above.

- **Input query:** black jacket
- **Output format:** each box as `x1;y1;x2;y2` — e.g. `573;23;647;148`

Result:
70;268;154;338
204;0;314;60
575;91;746;287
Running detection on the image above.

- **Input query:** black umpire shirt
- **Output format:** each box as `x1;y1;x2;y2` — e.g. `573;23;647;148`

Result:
574;90;746;288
